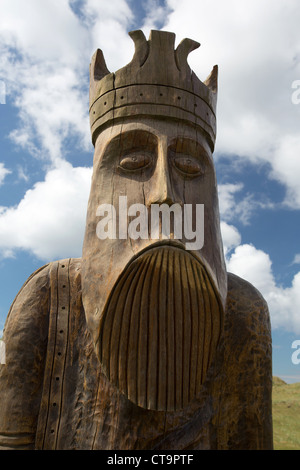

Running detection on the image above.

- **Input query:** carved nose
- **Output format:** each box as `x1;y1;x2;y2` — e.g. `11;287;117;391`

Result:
147;140;176;206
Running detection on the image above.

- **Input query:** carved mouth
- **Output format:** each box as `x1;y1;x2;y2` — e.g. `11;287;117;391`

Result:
97;244;224;411
118;238;207;274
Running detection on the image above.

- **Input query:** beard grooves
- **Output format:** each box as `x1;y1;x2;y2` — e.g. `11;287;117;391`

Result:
98;245;224;411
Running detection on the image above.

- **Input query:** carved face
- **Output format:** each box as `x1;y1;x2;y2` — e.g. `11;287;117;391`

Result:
82;117;227;410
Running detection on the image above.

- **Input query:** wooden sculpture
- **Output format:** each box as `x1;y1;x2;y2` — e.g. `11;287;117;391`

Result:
0;30;273;450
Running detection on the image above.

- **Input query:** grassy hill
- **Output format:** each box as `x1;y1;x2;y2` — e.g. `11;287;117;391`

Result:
272;377;300;450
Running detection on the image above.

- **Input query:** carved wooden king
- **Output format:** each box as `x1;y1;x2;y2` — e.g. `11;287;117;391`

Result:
0;30;273;450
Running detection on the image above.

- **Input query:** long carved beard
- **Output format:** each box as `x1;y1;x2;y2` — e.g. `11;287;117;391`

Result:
97;245;224;411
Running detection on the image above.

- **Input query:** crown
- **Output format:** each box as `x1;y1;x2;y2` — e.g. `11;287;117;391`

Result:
89;30;218;149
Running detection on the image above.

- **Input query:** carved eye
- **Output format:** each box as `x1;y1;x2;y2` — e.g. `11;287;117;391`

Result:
173;156;203;176
119;153;152;171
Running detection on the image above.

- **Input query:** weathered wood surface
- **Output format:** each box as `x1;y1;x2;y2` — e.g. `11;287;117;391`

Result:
82;118;228;383
0;29;273;449
0;259;272;450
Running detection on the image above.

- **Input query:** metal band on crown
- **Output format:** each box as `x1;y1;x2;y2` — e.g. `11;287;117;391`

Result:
89;30;218;148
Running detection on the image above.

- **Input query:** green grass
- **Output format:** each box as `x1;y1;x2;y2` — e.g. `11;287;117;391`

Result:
272;377;300;450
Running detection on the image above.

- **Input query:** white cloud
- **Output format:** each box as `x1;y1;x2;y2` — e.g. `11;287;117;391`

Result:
271;135;300;208
220;221;241;257
7;65;92;164
218;182;274;226
0;10;91;162
16;166;29;182
158;0;300;208
76;0;135;71
0;80;5;104
0;162;92;261
0;0;88;65
292;254;300;265
0;0;136;264
220;214;300;334
141;0;173;34
0;163;11;186
227;244;274;295
0;0;135;164
218;183;252;225
226;243;300;334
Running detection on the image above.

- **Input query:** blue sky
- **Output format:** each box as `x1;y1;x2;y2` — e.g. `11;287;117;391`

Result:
0;0;300;382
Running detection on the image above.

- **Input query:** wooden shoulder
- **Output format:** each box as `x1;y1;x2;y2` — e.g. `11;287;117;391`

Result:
226;272;271;331
0;263;52;448
4;263;51;331
0;258;82;449
219;272;273;449
4;257;82;339
224;271;272;374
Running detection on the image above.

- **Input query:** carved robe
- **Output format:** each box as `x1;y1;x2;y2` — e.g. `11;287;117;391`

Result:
0;257;273;450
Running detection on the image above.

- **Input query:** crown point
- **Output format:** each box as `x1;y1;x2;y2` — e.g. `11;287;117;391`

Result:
128;29;146;42
175;38;200;72
90;49;110;82
149;29;176;52
204;64;218;93
128;30;149;66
